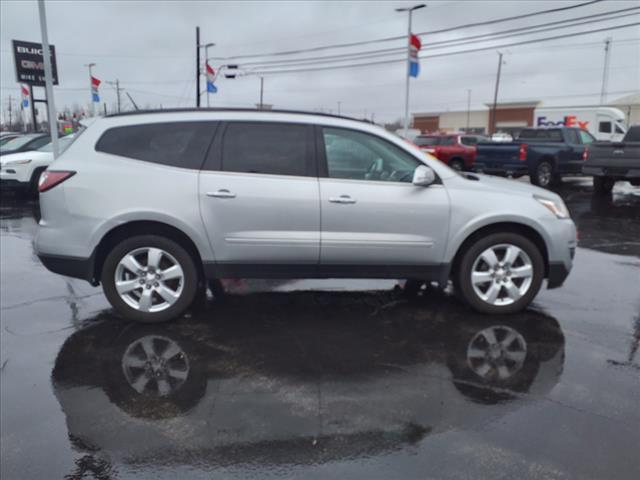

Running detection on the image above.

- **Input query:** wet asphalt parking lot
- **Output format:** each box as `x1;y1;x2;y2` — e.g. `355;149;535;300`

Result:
0;178;639;480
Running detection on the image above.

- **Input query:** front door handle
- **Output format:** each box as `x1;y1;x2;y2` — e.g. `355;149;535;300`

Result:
329;195;356;204
207;189;236;199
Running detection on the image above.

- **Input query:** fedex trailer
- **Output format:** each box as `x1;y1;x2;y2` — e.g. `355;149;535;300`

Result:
534;106;627;142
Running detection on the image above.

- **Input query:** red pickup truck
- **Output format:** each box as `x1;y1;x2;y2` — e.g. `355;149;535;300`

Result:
414;134;488;171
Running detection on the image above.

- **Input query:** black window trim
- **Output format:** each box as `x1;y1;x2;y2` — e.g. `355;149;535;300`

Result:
95;121;219;170
202;120;316;178
315;125;438;185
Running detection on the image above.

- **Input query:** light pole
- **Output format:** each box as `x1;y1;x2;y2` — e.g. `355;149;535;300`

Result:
38;0;59;157
84;62;96;117
491;52;504;135
396;3;426;139
200;42;215;107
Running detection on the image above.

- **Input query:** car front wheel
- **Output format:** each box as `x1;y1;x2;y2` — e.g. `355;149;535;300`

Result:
457;233;544;314
101;235;198;323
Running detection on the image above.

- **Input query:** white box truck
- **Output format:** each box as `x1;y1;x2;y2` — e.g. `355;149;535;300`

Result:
534;106;627;142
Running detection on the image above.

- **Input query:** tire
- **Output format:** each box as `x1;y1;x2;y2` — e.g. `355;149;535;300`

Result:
456;232;544;314
449;158;464;171
530;160;554;188
29;167;46;197
101;235;199;323
593;176;615;195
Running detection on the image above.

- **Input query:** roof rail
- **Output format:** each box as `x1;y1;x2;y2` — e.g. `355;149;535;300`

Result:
104;107;372;123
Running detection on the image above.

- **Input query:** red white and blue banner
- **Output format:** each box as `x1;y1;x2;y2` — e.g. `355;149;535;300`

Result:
91;76;101;103
206;63;217;93
21;85;29;108
409;34;421;78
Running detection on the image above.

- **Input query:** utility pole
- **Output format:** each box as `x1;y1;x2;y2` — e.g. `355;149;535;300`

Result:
38;0;59;158
84;63;96;117
196;27;201;108
259;77;264;109
29;85;37;132
396;4;426;139
107;80;122;113
491;52;504;135
466;89;471;131
600;37;612;105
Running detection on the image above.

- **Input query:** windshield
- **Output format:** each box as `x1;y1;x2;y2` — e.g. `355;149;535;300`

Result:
38;135;75;153
0;136;37;152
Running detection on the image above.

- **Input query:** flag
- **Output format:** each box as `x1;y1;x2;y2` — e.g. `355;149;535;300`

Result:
91;76;101;103
409;33;421;78
21;85;29;108
206;63;217;93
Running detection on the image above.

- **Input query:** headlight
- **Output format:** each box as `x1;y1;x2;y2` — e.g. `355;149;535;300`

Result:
3;159;32;166
534;195;570;219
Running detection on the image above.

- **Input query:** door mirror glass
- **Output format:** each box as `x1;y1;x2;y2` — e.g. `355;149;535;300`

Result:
412;165;436;186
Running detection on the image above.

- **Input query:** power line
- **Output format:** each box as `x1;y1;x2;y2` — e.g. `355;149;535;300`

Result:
209;0;604;61
239;9;640;71
247;22;640;76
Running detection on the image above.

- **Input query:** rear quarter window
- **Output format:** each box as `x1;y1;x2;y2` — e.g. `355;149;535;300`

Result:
95;122;216;169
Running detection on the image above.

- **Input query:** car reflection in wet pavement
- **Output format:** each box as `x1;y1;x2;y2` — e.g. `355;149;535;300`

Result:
1;179;639;480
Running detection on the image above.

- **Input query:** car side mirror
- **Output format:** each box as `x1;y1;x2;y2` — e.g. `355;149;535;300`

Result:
412;165;436;186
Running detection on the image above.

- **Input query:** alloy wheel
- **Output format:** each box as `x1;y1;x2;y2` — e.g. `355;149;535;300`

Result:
470;243;534;306
114;247;184;313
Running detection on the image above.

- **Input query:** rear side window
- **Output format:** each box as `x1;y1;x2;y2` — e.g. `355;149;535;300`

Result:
414;136;440;146
518;129;563;142
565;129;580;144
440;136;455;146
578;130;595;144
221;122;310;176
460;136;477;146
95;122;216;169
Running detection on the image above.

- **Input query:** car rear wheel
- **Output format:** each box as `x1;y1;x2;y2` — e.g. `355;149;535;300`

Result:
101;235;198;323
449;159;464;171
531;160;554;188
593;176;615;195
457;233;544;314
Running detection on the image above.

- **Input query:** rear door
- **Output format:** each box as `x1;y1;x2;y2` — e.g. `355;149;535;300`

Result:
199;121;320;269
318;126;450;272
560;129;585;174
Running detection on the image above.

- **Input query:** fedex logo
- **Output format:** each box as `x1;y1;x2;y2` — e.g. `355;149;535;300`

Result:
537;115;589;129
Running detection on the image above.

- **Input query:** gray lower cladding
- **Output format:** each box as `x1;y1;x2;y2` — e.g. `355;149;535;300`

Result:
36;254;570;290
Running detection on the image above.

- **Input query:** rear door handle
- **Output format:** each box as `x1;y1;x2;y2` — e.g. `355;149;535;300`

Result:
207;189;236;199
329;195;356;204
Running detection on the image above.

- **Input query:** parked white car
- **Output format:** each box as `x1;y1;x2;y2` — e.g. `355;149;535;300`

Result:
0;134;75;194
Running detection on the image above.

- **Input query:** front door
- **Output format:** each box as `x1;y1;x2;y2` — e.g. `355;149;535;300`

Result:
199;122;320;269
318;127;450;274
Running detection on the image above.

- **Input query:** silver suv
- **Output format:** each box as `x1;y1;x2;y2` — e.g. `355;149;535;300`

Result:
35;110;577;322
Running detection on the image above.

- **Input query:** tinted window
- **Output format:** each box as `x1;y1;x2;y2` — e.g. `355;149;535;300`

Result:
221;122;309;177
625;126;640;142
440;136;455;146
518;129;563;142
614;124;625;134
414;136;440;146
323;127;420;183
578;130;595;144
565;129;580;144
599;121;612;133
460;136;477;146
96;122;215;169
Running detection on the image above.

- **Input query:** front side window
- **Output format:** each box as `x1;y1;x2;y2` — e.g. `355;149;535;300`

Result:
578;130;595;144
614;123;625;134
222;122;309;176
461;136;477;146
599;121;612;133
323;127;420;183
96;122;215;169
439;136;455;146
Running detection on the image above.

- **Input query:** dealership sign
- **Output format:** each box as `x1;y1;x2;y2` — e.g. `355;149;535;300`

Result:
12;39;59;86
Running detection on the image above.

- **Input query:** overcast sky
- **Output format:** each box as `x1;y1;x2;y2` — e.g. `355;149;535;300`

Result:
1;0;639;122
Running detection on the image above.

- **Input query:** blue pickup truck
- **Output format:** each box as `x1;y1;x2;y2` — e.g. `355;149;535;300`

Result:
474;127;596;187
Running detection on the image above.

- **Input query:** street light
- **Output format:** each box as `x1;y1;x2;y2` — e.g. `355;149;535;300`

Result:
83;62;96;117
395;3;426;139
199;42;215;107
